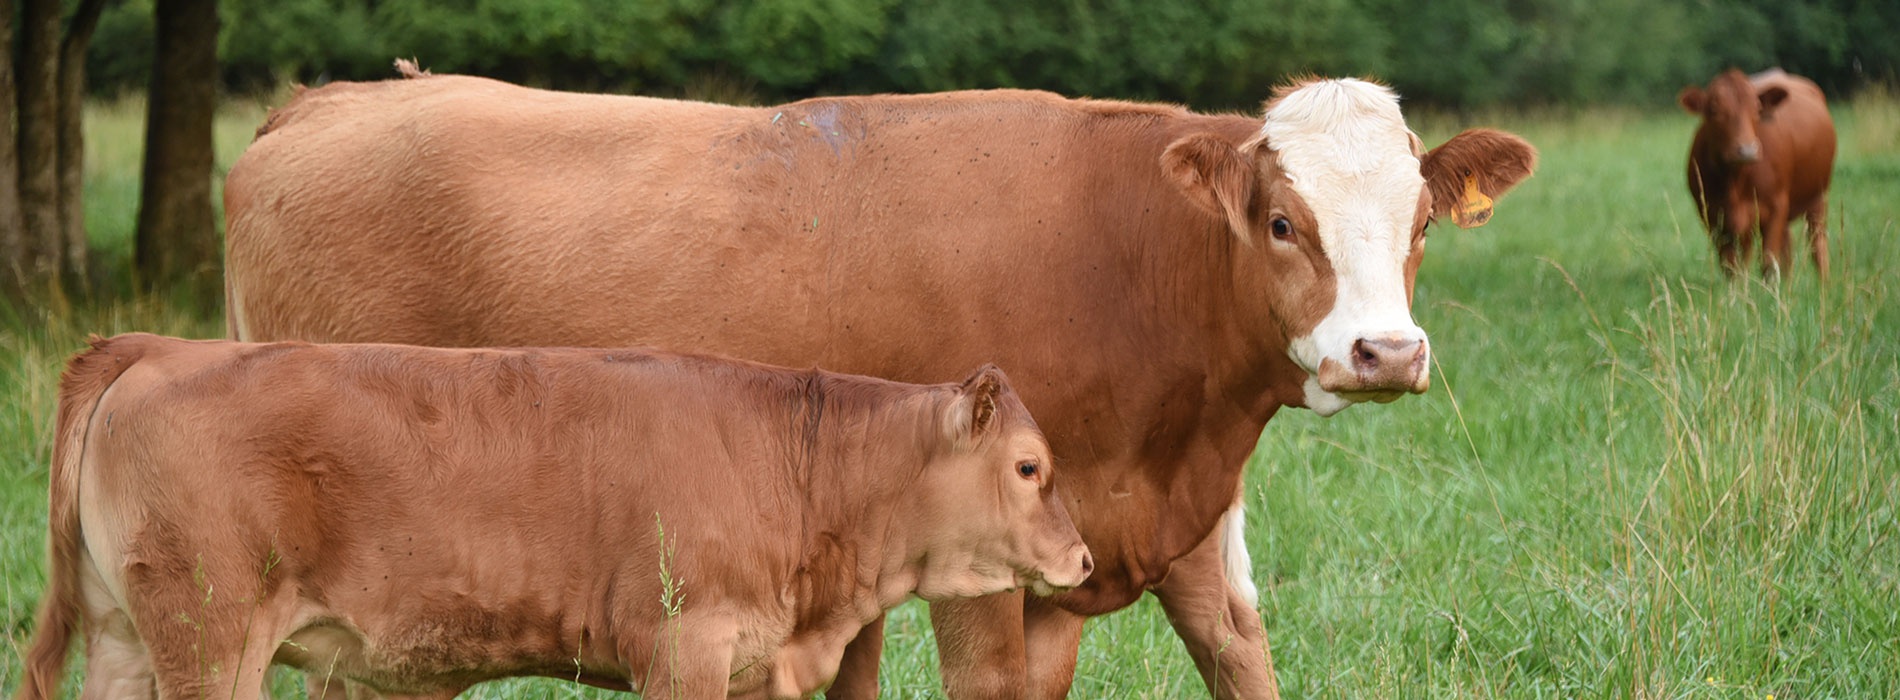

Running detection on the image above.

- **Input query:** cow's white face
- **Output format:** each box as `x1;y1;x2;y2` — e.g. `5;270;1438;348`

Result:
1163;78;1537;417
1262;80;1431;415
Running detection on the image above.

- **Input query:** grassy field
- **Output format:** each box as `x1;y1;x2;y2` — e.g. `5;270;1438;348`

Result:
2;92;1896;698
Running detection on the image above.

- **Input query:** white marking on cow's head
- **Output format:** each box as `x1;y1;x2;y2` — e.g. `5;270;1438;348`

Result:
1261;79;1430;414
1161;78;1537;416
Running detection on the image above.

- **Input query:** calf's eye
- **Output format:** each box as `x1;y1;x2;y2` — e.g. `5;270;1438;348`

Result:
1017;461;1039;479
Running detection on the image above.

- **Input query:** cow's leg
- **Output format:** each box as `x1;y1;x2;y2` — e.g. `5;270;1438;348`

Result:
1723;195;1761;277
1151;516;1280;700
1715;234;1741;276
1021;595;1087;699
1760;193;1793;280
824;614;885;699
1709;209;1742;278
930;592;1027;699
1804;196;1829;280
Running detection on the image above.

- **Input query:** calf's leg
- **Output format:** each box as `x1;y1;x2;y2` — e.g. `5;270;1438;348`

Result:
636;613;739;700
1151;523;1281;700
146;601;286;700
823;614;886;699
930;593;1027;699
307;676;464;700
78;614;157;700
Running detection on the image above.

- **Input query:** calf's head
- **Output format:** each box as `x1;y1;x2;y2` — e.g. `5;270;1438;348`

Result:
910;365;1090;599
1164;78;1536;415
1680;68;1788;165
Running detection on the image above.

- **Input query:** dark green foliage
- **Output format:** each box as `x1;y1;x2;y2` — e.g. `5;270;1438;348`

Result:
85;0;1900;108
84;0;155;96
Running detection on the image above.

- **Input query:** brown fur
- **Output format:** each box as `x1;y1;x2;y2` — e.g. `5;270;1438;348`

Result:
222;74;1534;698
1680;68;1837;278
18;335;1087;699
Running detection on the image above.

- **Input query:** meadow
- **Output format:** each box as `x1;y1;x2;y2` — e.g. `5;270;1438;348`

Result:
1;90;1896;698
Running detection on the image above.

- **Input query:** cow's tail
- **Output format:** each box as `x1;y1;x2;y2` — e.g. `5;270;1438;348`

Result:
224;269;246;341
394;57;433;79
1220;491;1259;609
16;335;152;699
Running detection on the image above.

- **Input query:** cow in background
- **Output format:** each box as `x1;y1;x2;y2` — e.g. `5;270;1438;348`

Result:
1680;68;1837;279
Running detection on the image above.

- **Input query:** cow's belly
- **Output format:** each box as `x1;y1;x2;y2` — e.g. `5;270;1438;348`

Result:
271;607;607;695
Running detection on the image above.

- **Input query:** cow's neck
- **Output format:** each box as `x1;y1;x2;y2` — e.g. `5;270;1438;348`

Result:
1044;127;1308;602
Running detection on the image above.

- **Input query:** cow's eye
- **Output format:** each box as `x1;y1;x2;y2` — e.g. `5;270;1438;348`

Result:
1017;461;1039;479
1270;217;1294;241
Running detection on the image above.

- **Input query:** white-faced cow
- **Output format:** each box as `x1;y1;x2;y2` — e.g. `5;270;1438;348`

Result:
16;334;1089;699
220;65;1536;699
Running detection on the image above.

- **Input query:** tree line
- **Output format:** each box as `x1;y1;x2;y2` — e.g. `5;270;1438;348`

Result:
5;0;1895;310
89;0;1900;110
4;0;218;308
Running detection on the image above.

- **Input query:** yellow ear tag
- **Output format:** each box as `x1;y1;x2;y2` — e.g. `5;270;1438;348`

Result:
1452;172;1494;229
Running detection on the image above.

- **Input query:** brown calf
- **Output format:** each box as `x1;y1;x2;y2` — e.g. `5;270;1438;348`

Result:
1680;68;1837;278
16;334;1089;699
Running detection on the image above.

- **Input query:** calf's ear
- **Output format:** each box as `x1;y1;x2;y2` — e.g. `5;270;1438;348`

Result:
1678;86;1708;114
946;364;1009;445
1420;129;1538;228
1162;133;1255;238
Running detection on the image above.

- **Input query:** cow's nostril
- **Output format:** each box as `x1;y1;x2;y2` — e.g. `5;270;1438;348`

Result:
1353;339;1380;368
1079;551;1094;575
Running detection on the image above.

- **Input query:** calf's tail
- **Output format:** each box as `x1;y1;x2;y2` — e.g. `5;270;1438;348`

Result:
16;335;151;699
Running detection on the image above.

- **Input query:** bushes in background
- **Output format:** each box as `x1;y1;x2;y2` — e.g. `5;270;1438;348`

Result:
84;0;1900;109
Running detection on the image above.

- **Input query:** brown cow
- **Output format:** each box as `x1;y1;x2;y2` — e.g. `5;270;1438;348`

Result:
223;68;1537;699
15;334;1090;699
1680;68;1837;278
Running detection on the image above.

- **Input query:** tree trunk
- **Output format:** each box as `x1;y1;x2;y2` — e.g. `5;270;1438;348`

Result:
17;0;62;292
57;0;110;293
135;0;221;306
0;0;25;299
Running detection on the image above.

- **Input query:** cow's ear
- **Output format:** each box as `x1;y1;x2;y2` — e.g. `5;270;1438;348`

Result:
1419;129;1538;229
1678;86;1708;114
1162;133;1255;237
1758;86;1790;114
946;364;1008;445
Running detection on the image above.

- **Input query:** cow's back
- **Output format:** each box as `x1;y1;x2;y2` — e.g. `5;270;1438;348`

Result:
227;75;749;345
1751;71;1836;203
227;78;1215;363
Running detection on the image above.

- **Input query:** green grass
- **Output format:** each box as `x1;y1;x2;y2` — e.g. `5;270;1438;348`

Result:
2;93;1896;698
